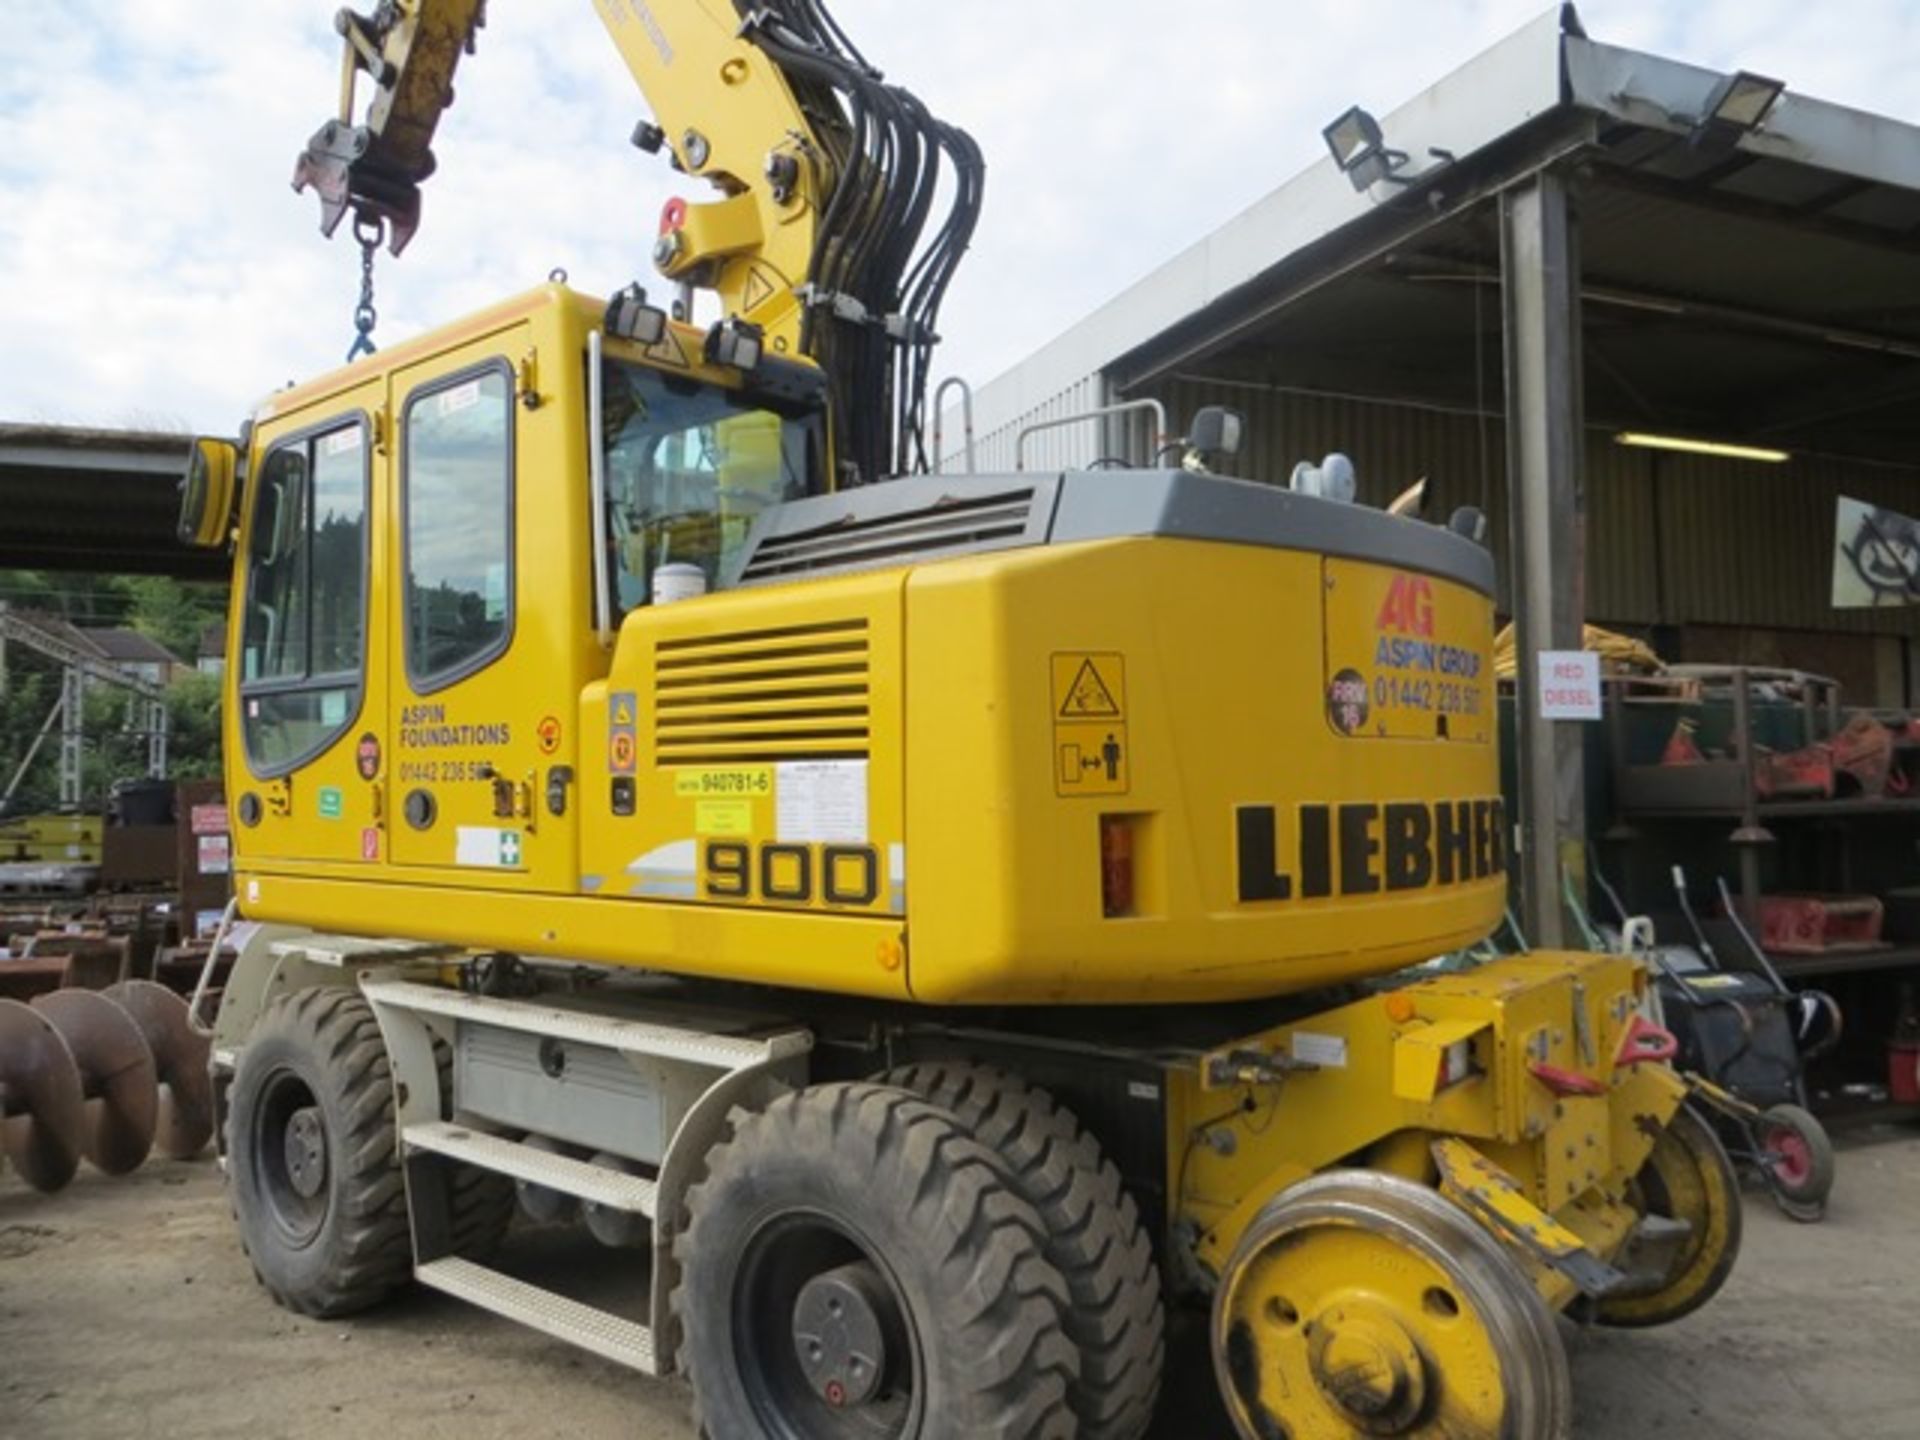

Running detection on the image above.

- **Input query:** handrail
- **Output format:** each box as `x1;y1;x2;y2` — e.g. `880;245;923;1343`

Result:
1014;399;1169;472
588;328;613;648
932;376;976;474
187;897;240;1039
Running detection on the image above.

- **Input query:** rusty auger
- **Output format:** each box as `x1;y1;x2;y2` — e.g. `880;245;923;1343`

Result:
0;980;212;1194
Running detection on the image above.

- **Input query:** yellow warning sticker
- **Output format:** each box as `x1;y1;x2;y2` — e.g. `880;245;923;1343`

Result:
674;766;774;799
696;799;755;836
1053;653;1124;719
1050;653;1129;796
742;266;778;312
611;695;637;728
645;330;691;370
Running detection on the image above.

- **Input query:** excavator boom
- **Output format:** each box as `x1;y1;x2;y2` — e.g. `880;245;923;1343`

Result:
294;0;982;482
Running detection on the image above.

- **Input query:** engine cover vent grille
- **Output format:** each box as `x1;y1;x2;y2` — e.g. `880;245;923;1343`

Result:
653;619;871;765
735;480;1054;585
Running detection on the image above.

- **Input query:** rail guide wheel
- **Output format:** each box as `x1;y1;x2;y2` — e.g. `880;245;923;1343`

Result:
1595;1104;1743;1328
1212;1171;1572;1440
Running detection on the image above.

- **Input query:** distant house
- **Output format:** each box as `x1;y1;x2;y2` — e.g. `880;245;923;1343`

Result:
78;627;186;687
0;611;188;690
196;621;226;678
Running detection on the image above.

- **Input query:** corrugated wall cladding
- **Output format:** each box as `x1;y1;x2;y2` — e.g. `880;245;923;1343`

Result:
955;376;1109;474
1151;376;1920;635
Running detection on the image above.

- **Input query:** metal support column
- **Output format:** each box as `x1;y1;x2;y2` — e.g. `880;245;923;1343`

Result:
58;666;85;809
1501;170;1586;948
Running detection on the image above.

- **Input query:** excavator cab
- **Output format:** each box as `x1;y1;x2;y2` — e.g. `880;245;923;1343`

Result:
598;351;823;614
192;284;831;899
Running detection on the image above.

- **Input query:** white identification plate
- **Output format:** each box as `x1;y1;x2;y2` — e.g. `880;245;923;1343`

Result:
775;760;869;845
1291;1031;1349;1069
455;826;523;868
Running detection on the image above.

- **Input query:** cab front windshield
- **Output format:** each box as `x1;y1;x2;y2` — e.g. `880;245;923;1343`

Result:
599;359;822;620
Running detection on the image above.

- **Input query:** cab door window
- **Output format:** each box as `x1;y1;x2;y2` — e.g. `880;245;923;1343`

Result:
240;419;368;774
404;365;514;688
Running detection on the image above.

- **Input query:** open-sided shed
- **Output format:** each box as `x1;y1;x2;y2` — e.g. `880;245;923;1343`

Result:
955;4;1920;940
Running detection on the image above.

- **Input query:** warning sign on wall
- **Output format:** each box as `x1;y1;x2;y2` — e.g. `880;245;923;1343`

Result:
1050;653;1129;797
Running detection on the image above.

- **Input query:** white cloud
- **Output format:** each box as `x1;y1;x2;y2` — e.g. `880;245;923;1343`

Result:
1;1;1913;434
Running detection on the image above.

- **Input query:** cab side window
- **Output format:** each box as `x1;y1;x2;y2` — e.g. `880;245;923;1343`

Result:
240;420;368;774
405;366;514;688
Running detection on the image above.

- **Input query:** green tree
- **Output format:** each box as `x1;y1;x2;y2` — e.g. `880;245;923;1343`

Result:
123;576;228;665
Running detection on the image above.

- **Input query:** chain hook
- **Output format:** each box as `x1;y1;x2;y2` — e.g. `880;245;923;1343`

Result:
346;213;387;363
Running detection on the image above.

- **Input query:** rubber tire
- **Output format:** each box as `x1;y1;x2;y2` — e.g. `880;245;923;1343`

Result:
1759;1102;1836;1216
883;1062;1165;1440
1596;1104;1744;1329
228;989;412;1318
675;1082;1080;1440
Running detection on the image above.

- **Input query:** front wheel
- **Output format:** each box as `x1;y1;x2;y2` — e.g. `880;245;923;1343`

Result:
674;1083;1079;1440
227;989;412;1318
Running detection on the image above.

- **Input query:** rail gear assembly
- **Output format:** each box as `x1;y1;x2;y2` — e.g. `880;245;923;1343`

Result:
160;3;1741;1437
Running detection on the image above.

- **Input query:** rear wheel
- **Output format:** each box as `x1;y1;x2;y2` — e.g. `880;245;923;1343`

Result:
1596;1104;1743;1328
883;1062;1165;1440
1212;1171;1571;1440
1757;1103;1834;1221
675;1082;1079;1440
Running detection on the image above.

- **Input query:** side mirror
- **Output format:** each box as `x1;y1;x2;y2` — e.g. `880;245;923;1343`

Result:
1186;406;1245;461
177;437;240;547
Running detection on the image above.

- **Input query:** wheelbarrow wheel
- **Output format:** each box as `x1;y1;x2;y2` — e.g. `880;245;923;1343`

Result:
1757;1103;1834;1220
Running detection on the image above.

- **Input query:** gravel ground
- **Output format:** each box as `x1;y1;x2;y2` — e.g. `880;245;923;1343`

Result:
4;1125;1918;1438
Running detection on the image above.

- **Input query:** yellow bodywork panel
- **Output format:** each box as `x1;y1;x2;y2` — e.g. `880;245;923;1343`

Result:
901;539;1504;1003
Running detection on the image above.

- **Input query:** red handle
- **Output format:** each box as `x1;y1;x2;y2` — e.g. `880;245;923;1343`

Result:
1615;1013;1679;1068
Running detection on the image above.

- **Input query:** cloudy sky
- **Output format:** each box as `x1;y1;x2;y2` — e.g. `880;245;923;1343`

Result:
2;1;1915;434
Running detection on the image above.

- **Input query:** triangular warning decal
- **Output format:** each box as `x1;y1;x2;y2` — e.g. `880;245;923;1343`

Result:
645;330;690;370
1059;659;1121;718
742;267;777;312
612;697;636;727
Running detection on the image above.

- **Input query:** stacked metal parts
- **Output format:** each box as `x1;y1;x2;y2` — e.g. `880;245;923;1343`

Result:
740;0;986;482
0;980;211;1194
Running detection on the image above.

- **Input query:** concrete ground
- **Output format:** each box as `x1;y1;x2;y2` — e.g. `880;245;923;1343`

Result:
4;1126;1918;1439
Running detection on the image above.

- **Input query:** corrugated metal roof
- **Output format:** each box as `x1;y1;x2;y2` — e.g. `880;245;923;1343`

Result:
960;8;1920;458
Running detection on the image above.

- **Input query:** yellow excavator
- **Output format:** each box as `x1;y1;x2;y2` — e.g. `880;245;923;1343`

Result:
162;3;1741;1436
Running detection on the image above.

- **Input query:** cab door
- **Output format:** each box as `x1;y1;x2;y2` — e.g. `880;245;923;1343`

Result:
232;380;387;867
386;327;575;889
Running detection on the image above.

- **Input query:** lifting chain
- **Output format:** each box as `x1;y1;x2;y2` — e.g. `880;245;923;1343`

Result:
347;213;386;363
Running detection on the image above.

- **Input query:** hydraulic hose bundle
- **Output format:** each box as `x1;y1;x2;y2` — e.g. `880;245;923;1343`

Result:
740;1;986;483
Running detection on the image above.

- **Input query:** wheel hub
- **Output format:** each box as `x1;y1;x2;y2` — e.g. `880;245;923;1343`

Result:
283;1106;328;1200
792;1261;894;1408
1306;1301;1428;1432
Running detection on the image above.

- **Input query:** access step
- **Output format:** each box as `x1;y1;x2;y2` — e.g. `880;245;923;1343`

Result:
271;935;461;967
362;979;811;1071
404;1121;658;1215
414;1257;658;1375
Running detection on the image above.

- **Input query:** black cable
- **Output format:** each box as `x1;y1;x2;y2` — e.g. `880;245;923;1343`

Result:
739;0;984;484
